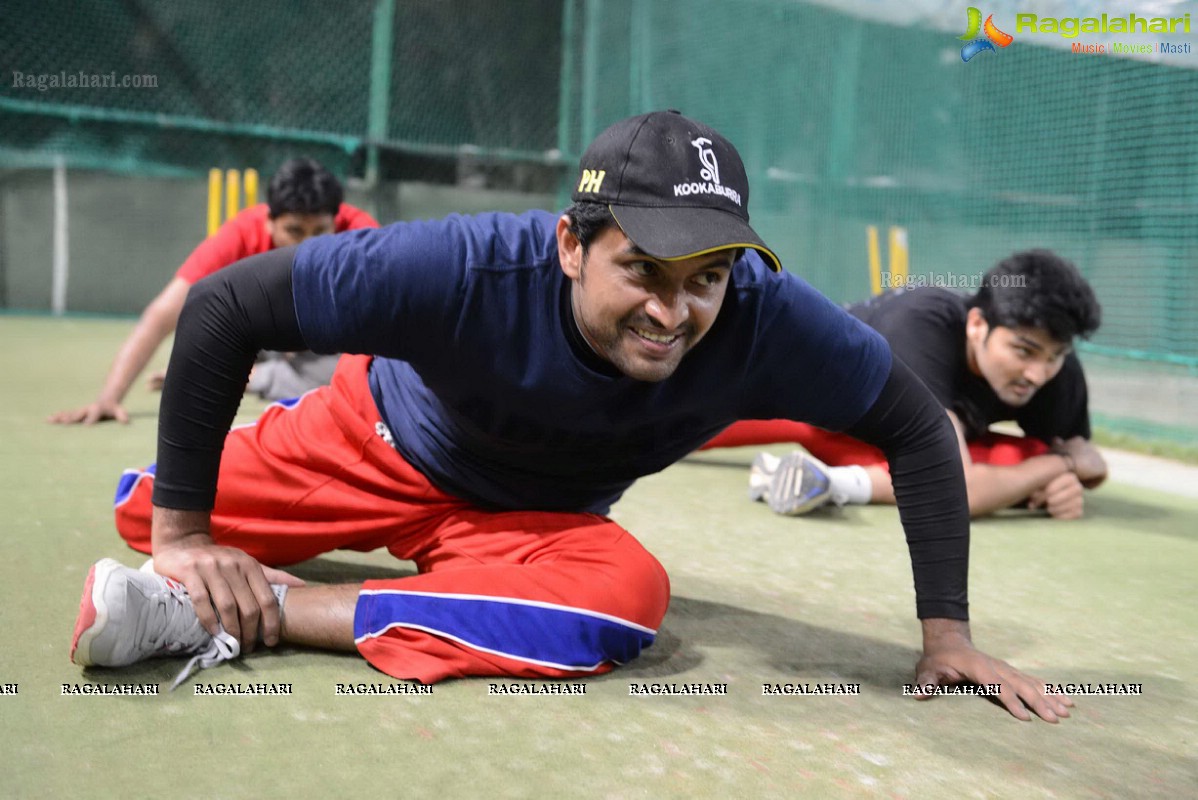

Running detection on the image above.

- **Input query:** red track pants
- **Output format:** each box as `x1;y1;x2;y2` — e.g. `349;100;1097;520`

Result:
114;356;670;683
701;419;1049;468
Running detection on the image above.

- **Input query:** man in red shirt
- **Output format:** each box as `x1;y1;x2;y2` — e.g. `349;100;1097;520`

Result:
49;158;378;425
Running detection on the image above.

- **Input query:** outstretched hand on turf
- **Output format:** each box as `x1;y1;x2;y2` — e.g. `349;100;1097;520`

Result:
47;398;129;425
915;618;1074;722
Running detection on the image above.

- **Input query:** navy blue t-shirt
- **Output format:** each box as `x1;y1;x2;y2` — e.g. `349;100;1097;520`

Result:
293;210;892;514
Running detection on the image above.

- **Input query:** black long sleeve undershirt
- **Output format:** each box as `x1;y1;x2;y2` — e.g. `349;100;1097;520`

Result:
844;356;971;620
152;246;305;510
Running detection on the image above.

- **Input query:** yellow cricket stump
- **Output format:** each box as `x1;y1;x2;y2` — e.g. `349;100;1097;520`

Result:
866;224;909;294
207;169;222;237
224;169;240;225
243;168;259;210
207;168;260;237
867;225;882;295
888;226;909;287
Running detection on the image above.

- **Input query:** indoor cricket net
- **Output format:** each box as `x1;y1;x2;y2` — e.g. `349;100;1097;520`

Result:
2;0;1195;446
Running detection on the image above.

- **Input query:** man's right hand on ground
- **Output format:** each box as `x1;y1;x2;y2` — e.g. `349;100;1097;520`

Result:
46;399;129;425
1028;471;1085;519
152;536;305;652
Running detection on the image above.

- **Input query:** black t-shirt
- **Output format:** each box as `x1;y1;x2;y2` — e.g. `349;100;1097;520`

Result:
847;288;1090;443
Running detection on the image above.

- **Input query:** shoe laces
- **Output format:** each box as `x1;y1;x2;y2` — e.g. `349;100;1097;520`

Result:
168;630;240;692
139;577;241;691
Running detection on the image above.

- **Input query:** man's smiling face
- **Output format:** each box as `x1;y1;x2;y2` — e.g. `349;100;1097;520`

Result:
557;217;735;383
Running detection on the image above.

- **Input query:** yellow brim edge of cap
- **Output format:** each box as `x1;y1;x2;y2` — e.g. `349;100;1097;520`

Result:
657;243;782;272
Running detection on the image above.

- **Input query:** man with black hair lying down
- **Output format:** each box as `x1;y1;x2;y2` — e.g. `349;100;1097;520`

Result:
709;250;1108;519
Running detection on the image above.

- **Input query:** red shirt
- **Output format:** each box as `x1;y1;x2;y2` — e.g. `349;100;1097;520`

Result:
175;203;379;284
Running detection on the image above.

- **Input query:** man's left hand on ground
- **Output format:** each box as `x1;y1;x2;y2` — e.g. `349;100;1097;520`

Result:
1054;436;1109;489
915;618;1074;722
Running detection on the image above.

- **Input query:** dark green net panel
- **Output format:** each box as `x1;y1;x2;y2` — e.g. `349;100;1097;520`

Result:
2;0;1195;444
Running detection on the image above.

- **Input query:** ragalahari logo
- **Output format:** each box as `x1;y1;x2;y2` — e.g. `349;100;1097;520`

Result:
959;7;1014;61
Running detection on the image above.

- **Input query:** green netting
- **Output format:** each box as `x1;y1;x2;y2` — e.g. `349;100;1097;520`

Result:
560;0;1198;360
1;0;564;172
2;0;1196;443
554;0;1198;444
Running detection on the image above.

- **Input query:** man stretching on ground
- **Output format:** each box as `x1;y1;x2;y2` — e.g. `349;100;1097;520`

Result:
70;111;1071;722
707;251;1107;519
49;157;377;422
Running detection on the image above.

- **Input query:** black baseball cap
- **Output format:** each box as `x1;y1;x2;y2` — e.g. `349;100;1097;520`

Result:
572;110;781;272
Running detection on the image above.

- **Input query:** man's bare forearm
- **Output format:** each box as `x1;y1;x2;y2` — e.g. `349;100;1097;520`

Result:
99;279;189;405
964;455;1071;515
866;454;1075;516
99;318;172;405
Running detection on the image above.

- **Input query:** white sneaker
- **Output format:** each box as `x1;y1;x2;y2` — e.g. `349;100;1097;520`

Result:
748;452;781;502
757;451;834;516
71;558;239;689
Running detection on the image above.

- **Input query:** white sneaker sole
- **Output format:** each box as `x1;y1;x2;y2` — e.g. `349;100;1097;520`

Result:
748;452;780;502
70;558;124;666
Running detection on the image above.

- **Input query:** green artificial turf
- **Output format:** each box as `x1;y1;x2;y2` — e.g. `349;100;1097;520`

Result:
1;316;1195;799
